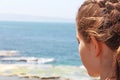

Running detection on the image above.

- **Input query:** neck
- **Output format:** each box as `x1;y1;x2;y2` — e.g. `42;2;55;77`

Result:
100;62;116;80
100;45;116;80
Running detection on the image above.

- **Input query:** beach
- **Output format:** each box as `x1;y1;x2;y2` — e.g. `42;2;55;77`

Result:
0;76;68;80
0;64;93;80
0;76;39;80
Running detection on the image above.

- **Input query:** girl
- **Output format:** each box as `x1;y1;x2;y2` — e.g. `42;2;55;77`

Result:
76;0;120;80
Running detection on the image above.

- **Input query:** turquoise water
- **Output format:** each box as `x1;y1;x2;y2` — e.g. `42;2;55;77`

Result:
0;21;81;66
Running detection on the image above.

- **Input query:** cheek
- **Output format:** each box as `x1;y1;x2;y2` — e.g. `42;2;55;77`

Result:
78;42;88;64
78;43;91;70
78;43;100;77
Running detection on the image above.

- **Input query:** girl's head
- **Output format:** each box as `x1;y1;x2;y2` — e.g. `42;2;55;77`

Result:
76;0;120;79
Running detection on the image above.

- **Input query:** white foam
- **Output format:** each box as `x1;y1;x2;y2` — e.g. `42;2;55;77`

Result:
0;50;19;57
37;58;55;64
0;57;55;64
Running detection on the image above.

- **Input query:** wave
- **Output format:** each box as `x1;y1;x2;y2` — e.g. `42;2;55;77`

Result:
0;57;55;64
0;50;19;57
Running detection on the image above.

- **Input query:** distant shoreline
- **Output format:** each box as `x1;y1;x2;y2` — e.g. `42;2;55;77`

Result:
0;14;75;23
0;20;75;23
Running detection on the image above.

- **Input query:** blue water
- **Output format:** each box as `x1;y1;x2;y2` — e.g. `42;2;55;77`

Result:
0;21;81;66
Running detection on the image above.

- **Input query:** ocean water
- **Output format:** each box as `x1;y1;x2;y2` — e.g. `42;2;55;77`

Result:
0;21;100;80
0;21;81;66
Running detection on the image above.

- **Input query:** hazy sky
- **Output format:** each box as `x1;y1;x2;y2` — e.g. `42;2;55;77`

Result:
0;0;84;21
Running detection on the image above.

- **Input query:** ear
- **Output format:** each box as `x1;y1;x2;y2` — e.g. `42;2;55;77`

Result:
90;36;101;57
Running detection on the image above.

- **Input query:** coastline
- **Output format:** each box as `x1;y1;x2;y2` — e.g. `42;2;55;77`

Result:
0;76;38;80
0;64;91;80
0;76;68;80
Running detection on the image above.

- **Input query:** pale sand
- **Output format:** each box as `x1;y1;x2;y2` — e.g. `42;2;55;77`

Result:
0;76;39;80
0;64;80;80
0;76;68;80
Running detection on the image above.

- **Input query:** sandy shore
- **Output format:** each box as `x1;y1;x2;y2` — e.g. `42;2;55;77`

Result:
0;76;35;80
0;76;68;80
0;64;92;80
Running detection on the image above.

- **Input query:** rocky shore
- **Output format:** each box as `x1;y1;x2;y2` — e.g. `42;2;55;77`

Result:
0;64;90;80
0;76;69;80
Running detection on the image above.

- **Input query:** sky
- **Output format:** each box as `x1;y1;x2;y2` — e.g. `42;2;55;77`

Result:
0;0;84;21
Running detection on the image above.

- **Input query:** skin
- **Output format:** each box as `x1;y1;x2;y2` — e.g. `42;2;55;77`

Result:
76;31;116;80
76;32;100;77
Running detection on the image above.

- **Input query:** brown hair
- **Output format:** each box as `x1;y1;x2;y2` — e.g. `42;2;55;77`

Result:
76;0;103;42
76;0;120;79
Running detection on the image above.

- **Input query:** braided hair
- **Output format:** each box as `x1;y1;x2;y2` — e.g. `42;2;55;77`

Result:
76;0;120;79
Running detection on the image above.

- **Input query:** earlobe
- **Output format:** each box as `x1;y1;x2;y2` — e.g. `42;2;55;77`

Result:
90;36;101;57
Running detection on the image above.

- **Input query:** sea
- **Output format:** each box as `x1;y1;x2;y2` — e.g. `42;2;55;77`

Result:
0;21;81;66
0;21;98;80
